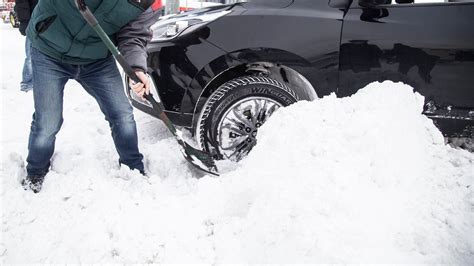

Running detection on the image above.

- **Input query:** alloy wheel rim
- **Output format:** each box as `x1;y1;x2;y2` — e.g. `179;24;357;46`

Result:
217;97;282;161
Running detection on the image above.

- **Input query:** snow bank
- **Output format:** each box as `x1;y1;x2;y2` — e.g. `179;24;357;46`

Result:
1;25;472;264
2;80;472;264
203;81;473;263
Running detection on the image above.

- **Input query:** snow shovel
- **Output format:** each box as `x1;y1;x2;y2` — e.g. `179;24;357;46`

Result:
75;0;219;176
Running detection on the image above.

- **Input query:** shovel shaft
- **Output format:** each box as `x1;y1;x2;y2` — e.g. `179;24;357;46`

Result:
75;0;178;137
74;0;218;176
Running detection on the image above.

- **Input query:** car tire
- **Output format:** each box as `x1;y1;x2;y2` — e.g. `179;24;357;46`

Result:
196;75;299;161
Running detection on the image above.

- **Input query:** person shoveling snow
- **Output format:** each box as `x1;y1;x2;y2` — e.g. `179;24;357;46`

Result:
20;0;163;192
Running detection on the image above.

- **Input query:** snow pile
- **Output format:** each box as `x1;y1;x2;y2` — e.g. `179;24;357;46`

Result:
3;80;472;264
203;81;473;263
1;25;472;263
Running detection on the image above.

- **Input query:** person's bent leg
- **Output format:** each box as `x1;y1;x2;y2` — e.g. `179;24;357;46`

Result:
26;47;70;176
77;56;144;172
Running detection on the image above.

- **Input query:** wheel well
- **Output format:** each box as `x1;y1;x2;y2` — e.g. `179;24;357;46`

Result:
199;64;249;100
193;62;319;127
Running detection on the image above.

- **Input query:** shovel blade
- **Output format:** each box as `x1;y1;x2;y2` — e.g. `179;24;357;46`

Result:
178;140;219;176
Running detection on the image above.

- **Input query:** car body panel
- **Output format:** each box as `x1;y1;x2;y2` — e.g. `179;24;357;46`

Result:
206;2;344;96
340;1;474;136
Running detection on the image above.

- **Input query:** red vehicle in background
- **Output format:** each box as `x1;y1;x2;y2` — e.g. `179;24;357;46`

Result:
176;0;223;12
1;1;18;28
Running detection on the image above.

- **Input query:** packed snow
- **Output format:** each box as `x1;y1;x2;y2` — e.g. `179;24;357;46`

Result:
1;23;473;264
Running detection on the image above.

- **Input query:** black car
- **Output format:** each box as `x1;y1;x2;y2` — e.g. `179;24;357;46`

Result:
125;0;474;161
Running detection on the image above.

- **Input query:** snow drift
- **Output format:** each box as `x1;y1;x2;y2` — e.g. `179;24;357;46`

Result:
2;80;472;263
205;81;473;263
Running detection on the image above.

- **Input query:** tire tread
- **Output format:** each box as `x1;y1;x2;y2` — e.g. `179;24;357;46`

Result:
197;75;298;153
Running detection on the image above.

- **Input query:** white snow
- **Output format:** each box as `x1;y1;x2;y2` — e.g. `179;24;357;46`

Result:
1;23;473;264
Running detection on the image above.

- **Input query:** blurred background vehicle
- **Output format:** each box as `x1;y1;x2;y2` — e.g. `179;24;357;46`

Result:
164;0;245;14
1;0;14;24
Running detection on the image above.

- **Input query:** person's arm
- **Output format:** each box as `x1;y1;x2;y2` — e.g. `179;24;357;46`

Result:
117;7;160;97
117;7;160;73
15;0;33;35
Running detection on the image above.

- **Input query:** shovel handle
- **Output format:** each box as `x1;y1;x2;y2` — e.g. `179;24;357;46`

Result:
74;0;218;176
74;0;176;135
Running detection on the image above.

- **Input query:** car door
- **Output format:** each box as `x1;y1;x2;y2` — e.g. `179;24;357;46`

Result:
338;0;474;136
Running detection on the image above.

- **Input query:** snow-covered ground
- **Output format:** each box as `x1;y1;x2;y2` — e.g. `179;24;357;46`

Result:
1;23;473;264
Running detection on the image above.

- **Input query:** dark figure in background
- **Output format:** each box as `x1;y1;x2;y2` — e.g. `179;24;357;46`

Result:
15;0;38;92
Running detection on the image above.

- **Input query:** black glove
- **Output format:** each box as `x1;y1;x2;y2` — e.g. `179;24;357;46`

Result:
19;20;28;36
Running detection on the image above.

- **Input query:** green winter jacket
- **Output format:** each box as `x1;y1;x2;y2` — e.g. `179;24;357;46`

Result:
26;0;145;65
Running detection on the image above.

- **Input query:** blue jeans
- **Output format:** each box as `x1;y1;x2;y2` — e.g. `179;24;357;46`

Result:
21;38;33;92
27;47;144;176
